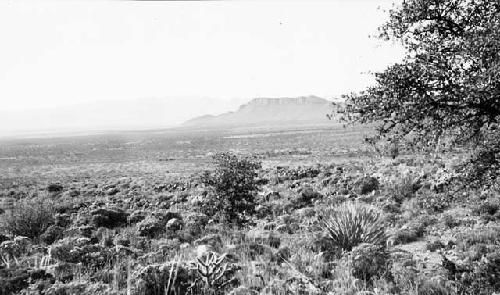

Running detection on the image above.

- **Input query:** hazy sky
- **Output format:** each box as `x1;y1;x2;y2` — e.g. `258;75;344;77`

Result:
0;0;404;134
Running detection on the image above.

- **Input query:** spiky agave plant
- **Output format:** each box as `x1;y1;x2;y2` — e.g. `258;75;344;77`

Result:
321;202;386;251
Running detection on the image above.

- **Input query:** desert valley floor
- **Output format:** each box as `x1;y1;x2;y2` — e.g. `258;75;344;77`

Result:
0;125;498;295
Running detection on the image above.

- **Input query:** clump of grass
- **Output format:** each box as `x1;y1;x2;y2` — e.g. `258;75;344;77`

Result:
320;202;386;252
390;174;420;203
1;196;55;241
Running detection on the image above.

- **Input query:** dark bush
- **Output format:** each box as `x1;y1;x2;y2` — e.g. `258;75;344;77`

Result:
354;176;379;195
40;225;65;245
200;152;261;225
472;200;500;221
349;243;389;283
90;208;128;229
46;184;63;193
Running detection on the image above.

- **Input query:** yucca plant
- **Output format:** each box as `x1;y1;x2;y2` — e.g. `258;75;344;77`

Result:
321;202;386;251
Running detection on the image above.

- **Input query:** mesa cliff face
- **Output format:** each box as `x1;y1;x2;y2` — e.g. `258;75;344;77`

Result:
182;96;334;128
241;96;329;107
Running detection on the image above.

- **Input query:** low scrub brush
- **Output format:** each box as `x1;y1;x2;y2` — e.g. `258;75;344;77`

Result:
1;196;55;241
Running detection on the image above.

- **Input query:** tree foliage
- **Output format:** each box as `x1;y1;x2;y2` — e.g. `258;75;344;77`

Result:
201;152;261;225
343;0;500;186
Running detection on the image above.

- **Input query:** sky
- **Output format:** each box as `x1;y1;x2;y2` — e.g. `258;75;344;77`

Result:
0;0;404;135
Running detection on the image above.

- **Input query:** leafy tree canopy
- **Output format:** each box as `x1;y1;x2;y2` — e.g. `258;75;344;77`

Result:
343;0;500;186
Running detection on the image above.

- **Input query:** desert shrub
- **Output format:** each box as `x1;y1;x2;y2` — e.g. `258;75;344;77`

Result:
468;251;500;293
329;257;383;295
389;250;417;290
1;197;55;241
416;192;451;213
135;262;195;295
473;201;499;216
442;250;500;295
348;243;390;283
40;225;65;245
443;226;500;294
0;267;53;295
472;199;500;221
416;279;454;295
390;251;454;295
442;214;460;229
455;226;500;251
400;198;422;220
200;152;261;225
392;215;434;245
353;176;379;195
320;202;386;252
0;236;32;268
46;183;63;193
90;208;129;229
390;174;420;203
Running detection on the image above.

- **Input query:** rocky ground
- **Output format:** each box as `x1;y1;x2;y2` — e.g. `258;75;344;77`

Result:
0;154;499;295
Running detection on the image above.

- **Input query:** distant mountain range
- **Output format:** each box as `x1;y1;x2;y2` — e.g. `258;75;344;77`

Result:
0;96;340;138
182;95;335;128
0;97;247;138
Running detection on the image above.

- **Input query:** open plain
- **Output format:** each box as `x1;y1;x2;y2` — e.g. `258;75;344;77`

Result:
1;124;496;295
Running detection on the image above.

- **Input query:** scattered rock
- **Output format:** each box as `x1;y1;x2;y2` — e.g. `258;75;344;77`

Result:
128;211;147;224
194;234;223;251
165;218;183;231
195;244;216;258
105;187;120;196
136;211;182;237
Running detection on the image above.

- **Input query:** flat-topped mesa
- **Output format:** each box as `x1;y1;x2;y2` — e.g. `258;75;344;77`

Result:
241;96;329;108
182;95;335;128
